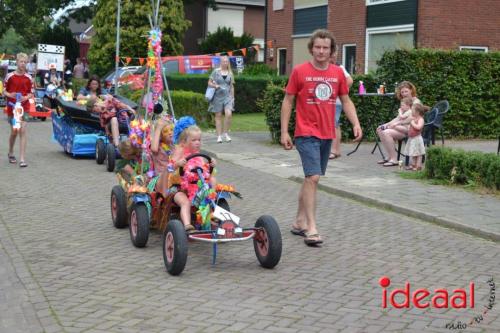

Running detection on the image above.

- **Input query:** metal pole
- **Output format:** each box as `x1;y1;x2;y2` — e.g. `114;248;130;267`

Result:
114;0;121;95
263;0;268;64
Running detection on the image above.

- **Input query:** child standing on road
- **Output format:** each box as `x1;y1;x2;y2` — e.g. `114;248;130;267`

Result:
404;103;428;171
169;117;216;231
4;53;34;167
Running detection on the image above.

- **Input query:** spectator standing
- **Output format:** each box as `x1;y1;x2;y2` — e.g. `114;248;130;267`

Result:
4;53;34;167
280;29;362;246
329;51;353;159
207;56;234;143
73;58;85;79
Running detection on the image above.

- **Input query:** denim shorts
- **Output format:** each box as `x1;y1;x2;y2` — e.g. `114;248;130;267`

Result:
335;103;342;127
295;136;332;176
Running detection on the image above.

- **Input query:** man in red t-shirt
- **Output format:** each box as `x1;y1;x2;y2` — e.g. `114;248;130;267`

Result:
280;29;362;246
4;52;34;167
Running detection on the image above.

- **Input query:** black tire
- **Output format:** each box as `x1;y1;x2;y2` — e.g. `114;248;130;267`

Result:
95;139;106;164
216;198;230;212
111;186;128;228
37;117;47;121
162;219;188;276
106;143;116;172
129;204;150;248
253;215;282;269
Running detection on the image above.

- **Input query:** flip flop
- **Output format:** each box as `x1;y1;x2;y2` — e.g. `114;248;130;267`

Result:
184;224;195;232
304;233;323;246
377;159;388;164
290;227;307;237
19;161;28;168
383;161;399;167
8;154;17;164
329;153;341;160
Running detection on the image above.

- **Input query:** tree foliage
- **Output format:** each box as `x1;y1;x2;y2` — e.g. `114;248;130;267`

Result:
88;0;190;77
40;25;80;65
199;26;256;63
0;28;27;54
0;0;75;47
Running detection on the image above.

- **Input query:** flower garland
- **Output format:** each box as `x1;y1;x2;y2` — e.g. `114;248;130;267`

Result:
145;28;164;114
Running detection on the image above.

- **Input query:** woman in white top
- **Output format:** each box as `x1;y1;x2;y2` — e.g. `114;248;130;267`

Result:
207;56;235;143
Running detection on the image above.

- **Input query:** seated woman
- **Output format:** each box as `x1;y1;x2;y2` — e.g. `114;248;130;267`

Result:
87;95;136;147
376;81;422;166
77;75;106;102
44;64;62;88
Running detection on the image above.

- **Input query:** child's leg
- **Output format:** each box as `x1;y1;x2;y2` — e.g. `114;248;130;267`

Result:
209;176;217;188
19;122;27;162
173;192;191;227
415;155;422;169
155;172;170;195
110;117;120;146
8;121;18;156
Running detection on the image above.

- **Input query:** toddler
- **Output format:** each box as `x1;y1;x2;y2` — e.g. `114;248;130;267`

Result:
404;103;429;171
169;117;216;231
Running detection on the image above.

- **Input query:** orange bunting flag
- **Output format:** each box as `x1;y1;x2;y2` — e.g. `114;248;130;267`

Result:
227;51;233;56
266;40;273;49
125;57;132;65
253;44;260;52
241;48;247;56
139;58;145;65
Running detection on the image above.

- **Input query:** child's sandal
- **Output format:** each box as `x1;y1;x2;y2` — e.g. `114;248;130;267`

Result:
8;154;17;164
19;161;28;168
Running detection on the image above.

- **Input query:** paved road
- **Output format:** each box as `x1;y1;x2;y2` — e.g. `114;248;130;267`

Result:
0;120;499;333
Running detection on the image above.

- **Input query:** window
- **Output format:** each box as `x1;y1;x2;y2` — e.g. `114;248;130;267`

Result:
207;5;244;36
293;5;327;36
366;0;407;5
459;46;488;52
254;39;265;62
365;24;414;73
273;0;284;11
342;44;356;74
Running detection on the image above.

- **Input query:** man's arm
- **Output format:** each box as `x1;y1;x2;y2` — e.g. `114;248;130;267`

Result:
339;94;363;142
280;93;295;149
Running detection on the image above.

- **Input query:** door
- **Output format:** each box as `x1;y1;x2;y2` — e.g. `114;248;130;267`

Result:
343;45;356;74
278;48;287;76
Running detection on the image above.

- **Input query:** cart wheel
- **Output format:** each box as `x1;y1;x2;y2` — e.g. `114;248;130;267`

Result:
216;198;230;212
111;185;128;228
253;215;282;269
162;219;188;276
106;144;116;172
129;203;150;248
37;117;47;121
95;139;106;164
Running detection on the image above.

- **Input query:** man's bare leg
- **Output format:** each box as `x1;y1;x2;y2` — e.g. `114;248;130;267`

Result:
302;175;319;235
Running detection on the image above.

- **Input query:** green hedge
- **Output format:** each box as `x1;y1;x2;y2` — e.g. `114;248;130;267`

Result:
121;88;212;128
256;82;290;143
425;146;500;190
166;73;288;114
260;49;500;141
377;49;500;138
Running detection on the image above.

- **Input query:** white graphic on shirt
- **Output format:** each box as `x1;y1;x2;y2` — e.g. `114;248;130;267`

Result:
314;82;333;101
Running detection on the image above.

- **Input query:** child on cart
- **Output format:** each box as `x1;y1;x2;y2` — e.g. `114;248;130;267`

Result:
169;117;216;232
150;114;175;194
4;53;34;167
87;95;136;147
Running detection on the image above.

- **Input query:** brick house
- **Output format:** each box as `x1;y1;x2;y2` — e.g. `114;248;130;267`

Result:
267;0;500;75
183;0;265;59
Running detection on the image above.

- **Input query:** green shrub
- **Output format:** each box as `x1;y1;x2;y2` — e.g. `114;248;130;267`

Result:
377;49;500;138
256;81;293;143
425;146;500;190
243;63;277;76
119;87;211;127
166;73;288;114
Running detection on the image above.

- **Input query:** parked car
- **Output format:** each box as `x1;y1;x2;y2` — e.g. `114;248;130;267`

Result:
118;56;244;91
102;66;142;89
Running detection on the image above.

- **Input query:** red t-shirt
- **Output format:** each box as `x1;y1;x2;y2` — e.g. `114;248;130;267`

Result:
4;72;33;117
286;62;348;139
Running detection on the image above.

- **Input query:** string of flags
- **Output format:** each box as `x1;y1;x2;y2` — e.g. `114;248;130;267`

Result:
115;40;274;66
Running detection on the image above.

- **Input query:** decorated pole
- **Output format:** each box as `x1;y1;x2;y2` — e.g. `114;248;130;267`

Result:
114;0;122;95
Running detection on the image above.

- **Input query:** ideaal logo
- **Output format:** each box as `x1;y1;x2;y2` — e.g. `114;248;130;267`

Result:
379;276;496;330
